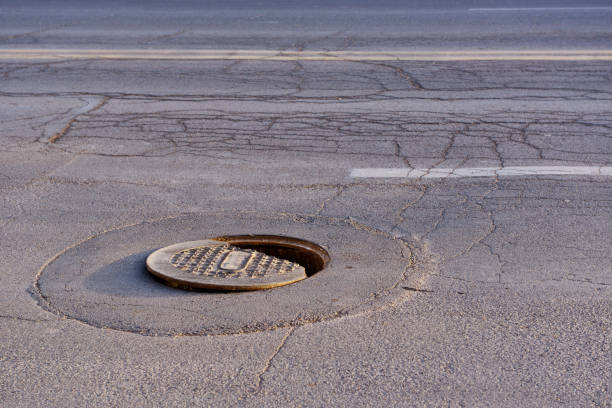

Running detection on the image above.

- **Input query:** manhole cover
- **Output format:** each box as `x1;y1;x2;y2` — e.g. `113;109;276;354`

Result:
147;238;315;290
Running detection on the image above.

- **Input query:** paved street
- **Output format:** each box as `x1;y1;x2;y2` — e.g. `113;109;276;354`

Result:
1;1;611;406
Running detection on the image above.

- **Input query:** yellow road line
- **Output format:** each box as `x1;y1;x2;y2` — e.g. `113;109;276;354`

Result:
2;49;612;61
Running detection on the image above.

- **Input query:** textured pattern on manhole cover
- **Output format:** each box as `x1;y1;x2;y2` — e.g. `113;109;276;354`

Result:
170;245;301;278
147;240;307;290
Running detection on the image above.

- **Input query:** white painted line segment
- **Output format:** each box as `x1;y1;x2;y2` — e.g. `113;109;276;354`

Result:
469;7;612;12
2;49;612;61
351;166;612;178
350;168;410;178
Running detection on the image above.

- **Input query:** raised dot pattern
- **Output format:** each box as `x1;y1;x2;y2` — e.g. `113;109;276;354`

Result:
169;245;302;279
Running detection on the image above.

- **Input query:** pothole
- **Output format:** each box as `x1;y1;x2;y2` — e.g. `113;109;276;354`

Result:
147;236;330;291
34;211;422;336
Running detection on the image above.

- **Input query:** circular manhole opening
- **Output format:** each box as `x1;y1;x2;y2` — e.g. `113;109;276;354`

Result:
146;235;330;291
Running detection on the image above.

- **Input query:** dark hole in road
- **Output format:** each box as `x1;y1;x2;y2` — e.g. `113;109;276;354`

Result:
211;235;330;277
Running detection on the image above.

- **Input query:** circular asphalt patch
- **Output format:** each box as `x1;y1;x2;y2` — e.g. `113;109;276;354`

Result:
35;211;417;336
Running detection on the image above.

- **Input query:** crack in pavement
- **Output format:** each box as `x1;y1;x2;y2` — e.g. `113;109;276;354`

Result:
48;96;110;143
314;185;345;216
241;327;295;401
31;108;611;165
346;59;425;90
0;314;54;323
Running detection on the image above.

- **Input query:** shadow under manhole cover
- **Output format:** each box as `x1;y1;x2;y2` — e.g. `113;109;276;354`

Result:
34;211;421;336
147;236;330;291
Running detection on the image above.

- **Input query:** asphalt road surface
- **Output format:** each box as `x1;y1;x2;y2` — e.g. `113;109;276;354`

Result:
1;1;611;407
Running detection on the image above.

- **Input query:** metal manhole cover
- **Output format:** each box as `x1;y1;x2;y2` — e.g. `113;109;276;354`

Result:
146;240;307;290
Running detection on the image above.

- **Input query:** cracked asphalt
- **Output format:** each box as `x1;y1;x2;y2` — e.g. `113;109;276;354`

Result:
1;1;611;407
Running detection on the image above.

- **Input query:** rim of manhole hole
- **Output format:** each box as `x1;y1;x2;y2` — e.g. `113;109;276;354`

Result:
146;235;330;291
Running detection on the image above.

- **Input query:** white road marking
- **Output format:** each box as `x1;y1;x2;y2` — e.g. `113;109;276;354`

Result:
469;7;612;12
350;166;612;178
2;49;612;61
350;168;410;178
